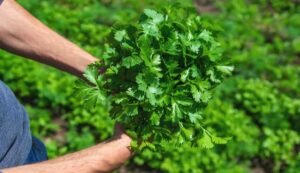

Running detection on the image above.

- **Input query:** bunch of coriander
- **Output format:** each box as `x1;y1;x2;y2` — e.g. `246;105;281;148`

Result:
77;7;233;150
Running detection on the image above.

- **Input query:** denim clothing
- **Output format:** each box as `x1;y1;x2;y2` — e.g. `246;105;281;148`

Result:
0;81;47;169
25;137;48;164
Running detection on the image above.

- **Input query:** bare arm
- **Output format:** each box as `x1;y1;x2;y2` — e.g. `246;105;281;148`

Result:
0;0;97;77
0;1;132;172
1;125;132;173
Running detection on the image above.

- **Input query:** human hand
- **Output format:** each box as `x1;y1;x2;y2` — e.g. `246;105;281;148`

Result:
94;123;132;172
0;124;132;173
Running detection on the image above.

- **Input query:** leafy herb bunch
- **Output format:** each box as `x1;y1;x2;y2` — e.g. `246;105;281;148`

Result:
79;6;233;150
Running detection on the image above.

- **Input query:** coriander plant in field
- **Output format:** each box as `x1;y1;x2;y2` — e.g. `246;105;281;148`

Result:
77;6;233;150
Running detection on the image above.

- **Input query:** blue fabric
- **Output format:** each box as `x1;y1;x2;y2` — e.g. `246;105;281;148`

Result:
25;137;48;164
0;0;3;6
0;81;47;168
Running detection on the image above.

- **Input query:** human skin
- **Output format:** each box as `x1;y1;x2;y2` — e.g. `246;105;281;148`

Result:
0;0;96;77
0;0;132;172
2;125;132;173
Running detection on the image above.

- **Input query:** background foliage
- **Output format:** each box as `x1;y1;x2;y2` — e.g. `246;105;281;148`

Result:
0;0;299;172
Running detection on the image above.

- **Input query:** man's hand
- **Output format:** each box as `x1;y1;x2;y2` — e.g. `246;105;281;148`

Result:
1;124;132;173
0;0;97;77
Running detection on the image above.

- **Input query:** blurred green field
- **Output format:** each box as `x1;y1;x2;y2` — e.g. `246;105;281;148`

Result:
0;0;300;172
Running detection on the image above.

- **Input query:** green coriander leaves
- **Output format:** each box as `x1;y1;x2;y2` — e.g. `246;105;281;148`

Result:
78;7;233;151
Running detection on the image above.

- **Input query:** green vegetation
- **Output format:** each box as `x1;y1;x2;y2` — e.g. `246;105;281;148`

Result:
0;0;299;172
78;7;232;150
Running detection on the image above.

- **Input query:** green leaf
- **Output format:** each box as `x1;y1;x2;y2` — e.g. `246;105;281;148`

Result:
83;64;99;85
125;105;138;116
114;30;127;42
171;101;182;119
208;42;223;62
207;69;221;83
190;42;201;53
142;23;161;38
201;91;212;103
122;55;143;68
199;29;212;42
211;136;231;144
126;130;138;139
216;65;234;75
103;44;117;59
177;134;185;145
150;112;160;126
180;68;190;82
198;132;214;149
148;86;162;95
136;73;148;91
126;88;135;97
175;95;194;106
188;112;202;123
130;140;138;150
190;85;201;102
162;39;180;55
181;126;193;141
190;65;200;78
76;80;106;108
152;54;161;65
140;141;156;151
146;88;158;105
144;9;164;24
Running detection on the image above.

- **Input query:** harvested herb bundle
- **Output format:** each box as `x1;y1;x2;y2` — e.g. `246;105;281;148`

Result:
77;7;233;150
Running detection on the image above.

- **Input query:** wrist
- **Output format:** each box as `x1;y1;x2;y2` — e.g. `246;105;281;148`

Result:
77;55;98;76
43;44;98;77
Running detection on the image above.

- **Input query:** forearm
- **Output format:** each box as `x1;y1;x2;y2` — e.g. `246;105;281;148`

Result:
0;0;97;77
1;134;132;173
